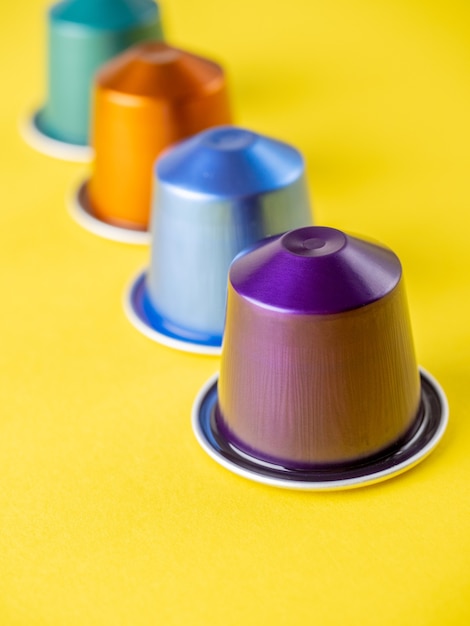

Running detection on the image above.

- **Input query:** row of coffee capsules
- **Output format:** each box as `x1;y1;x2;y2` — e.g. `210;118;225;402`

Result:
21;1;448;489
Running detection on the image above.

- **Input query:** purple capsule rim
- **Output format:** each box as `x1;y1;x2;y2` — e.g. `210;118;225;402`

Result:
19;108;93;162
124;271;223;356
192;368;448;490
68;180;151;245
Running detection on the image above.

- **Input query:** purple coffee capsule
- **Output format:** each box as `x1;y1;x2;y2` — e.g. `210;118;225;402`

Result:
192;226;448;490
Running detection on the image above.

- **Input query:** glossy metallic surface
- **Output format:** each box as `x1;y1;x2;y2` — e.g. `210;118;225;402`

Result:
146;126;313;343
230;226;402;313
87;42;232;230
193;369;448;490
37;0;162;147
125;271;223;355
217;226;421;467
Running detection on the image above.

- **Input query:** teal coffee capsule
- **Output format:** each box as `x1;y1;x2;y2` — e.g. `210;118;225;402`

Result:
22;0;163;161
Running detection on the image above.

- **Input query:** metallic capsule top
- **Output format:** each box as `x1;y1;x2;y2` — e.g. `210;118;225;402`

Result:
230;226;402;314
50;0;159;30
156;126;306;198
95;42;225;100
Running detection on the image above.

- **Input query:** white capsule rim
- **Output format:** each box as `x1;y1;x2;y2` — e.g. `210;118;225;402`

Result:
123;271;223;356
19;109;93;162
68;180;151;245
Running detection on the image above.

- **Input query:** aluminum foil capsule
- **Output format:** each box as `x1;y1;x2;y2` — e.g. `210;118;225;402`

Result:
71;41;232;242
193;226;448;489
125;126;313;353
24;0;163;161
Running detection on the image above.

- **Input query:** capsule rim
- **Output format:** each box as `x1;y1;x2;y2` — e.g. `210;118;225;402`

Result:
68;180;151;245
124;270;223;355
20;108;93;162
192;368;449;490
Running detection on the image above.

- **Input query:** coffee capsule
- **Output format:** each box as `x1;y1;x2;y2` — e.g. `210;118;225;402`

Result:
22;0;163;161
124;126;313;353
70;42;232;243
193;226;448;489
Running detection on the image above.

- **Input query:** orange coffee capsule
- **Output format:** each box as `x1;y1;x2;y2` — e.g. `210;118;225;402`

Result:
76;41;232;240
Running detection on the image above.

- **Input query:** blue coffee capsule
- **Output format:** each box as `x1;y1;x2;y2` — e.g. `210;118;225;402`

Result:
124;125;313;355
21;0;163;161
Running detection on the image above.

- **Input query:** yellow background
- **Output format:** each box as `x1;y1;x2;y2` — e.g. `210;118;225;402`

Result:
1;0;469;624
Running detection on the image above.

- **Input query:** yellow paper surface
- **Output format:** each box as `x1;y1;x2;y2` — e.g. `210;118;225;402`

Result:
0;0;469;624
